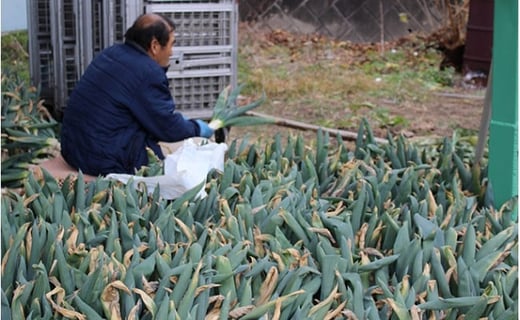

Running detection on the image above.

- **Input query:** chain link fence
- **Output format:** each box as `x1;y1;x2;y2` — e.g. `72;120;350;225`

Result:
238;0;445;43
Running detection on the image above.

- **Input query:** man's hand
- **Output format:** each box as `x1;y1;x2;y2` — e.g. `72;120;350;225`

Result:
195;119;214;138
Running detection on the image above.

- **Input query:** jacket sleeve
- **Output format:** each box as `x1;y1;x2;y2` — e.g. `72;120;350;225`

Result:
125;68;201;142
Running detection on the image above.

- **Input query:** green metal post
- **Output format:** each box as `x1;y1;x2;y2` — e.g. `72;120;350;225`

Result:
488;0;518;215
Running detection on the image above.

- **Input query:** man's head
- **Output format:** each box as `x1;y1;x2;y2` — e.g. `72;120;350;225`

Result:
125;13;176;67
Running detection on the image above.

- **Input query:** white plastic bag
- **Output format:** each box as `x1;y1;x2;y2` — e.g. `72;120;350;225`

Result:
107;138;228;200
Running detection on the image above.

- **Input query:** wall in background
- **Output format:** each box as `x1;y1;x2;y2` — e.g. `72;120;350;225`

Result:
2;0;28;32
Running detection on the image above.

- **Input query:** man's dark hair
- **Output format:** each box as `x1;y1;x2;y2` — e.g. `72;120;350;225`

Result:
124;13;176;50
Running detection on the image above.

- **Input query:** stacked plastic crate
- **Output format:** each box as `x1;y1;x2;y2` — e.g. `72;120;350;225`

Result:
145;0;238;118
27;0;139;119
27;0;238;120
27;0;76;119
77;1;140;72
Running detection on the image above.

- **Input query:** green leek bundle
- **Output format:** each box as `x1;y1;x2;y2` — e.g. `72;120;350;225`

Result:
208;84;274;130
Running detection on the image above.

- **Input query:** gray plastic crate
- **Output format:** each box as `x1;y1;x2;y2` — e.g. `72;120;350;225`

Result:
27;0;80;118
78;0;140;73
146;1;238;118
146;0;230;3
27;0;141;118
27;0;53;93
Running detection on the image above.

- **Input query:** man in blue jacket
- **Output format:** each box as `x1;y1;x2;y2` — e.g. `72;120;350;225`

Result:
60;13;214;176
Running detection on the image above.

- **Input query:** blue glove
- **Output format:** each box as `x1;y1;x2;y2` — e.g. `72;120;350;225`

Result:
195;119;214;138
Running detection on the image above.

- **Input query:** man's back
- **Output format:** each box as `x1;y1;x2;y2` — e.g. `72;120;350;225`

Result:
60;13;211;176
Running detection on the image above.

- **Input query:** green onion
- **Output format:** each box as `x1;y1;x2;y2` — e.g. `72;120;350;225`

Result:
208;84;274;130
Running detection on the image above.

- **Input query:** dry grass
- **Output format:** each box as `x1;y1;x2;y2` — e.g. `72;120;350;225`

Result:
228;27;484;146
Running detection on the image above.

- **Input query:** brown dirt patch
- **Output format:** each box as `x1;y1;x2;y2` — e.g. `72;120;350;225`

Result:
227;27;485;145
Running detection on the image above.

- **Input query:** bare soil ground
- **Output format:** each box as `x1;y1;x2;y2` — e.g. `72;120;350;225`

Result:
227;27;486;145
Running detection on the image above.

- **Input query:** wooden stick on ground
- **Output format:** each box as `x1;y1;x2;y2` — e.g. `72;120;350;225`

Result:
245;111;388;145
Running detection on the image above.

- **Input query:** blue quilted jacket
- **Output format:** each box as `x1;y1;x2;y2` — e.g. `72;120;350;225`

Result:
61;41;203;175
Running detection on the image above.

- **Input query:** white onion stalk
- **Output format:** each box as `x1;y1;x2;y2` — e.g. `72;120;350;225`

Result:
208;84;273;130
208;118;224;131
